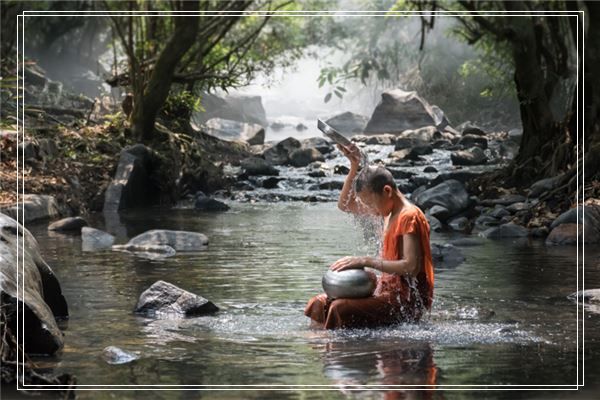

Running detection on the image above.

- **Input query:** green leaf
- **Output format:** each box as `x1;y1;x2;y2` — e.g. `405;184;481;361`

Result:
334;90;343;99
324;93;332;103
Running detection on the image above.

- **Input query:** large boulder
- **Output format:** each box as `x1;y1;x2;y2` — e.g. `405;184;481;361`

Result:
204;118;265;144
0;213;68;355
0;194;60;224
48;216;88;232
545;205;600;245
430;243;465;268
302;137;334;154
451;147;488;166
364;89;451;134
325;112;369;136
193;92;267;127
480;223;529;239
240;157;279;176
103;144;161;212
412;180;470;218
134;280;219;318
457;134;488;149
262;137;302;165
126;229;209;251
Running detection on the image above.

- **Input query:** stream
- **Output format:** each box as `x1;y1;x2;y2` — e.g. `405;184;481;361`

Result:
27;202;600;399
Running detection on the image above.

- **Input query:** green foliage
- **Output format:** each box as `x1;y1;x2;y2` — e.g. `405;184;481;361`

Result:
160;91;202;120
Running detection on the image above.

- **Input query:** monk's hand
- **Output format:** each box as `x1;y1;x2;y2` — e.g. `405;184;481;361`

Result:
336;143;361;169
330;256;366;272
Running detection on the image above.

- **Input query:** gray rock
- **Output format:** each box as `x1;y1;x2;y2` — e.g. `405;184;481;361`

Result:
246;127;265;145
412;180;470;218
102;346;139;365
325;111;369;135
430;171;483;186
426;214;443;232
387;168;415;180
530;226;549;238
458;134;488;149
310;181;345;191
112;243;176;257
448;216;470;233
480;223;529;239
529;175;564;198
103;144;161;212
568;289;600;304
429;205;450;222
475;215;500;228
481;194;527;206
262;177;284;189
302;137;333;154
364;89;451;134
240;157;279;176
205;118;264;143
550;205;600;230
451;147;487;166
48;216;88;232
289;147;324;167
506;202;532;213
334;165;350;175
430;243;465;268
489;207;511;219
134;280;219;318
193;92;267;126
394;137;427;150
194;196;230;211
431;139;453;149
262;137;302;165
353;133;396;145
127;229;208;251
81;227;115;251
423;166;438;173
0;213;68;355
308;170;326;178
0;194;60;224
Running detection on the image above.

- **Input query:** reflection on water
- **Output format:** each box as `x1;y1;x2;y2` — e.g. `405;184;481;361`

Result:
25;202;600;399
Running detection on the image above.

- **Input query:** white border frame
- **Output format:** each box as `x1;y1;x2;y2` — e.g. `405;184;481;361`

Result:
13;8;585;393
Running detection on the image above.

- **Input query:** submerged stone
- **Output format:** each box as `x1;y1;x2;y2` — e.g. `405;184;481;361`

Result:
127;229;208;251
134;280;219;318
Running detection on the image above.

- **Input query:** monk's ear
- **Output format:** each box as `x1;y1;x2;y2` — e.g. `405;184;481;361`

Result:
383;185;393;198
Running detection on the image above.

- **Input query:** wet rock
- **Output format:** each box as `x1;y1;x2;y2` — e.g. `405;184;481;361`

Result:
412;180;470;218
530;227;549;238
451;147;487;166
387;168;415;180
102;346;139;365
289;147;324;167
308;170;326;178
127;229;209;251
481;194;527;207
325;111;369;135
240;157;279;176
310;181;345;191
431;139;452;149
205;118;264;143
545;223;583;245
397;126;439;142
449;237;485;247
550;205;600;231
262;137;302;165
529;175;564;198
103;144;161;212
262;176;284;189
458;134;488;149
81;227;115;251
423;166;438;173
48;216;88;232
394;137;427;150
448;216;471;233
246;127;265;145
489;206;511;219
568;289;600;304
364;89;451;134
194;195;230;211
461;124;486;137
0;194;60;224
426;214;443;232
0;213;68;355
334;165;350;175
194;92;267;126
430;243;465;268
352;133;396;145
134;280;219;318
429;205;450;222
302;137;333;154
397;180;417;194
430;171;483;186
475;215;500;228
480;223;529;239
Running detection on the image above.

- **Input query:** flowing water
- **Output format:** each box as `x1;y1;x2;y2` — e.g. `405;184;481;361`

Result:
27;202;600;399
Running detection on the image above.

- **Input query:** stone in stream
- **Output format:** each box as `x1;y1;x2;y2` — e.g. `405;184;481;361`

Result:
102;346;140;365
430;171;483;186
194;193;230;211
451;147;487;166
489;206;511;219
262;176;284;189
529;175;564;198
545;205;600;245
112;243;177;257
308;170;326;178
262;137;302;165
394;137;427;150
289;147;324;167
0;212;68;355
457;134;488;149
448;216;471;233
425;214;443;232
423;166;438;173
103;144;161;212
387;168;416;180
568;289;600;304
480;223;529;239
310;181;345;191
325;111;369;135
352;133;396;145
550;205;600;229
240;156;279;176
506;202;533;214
48;216;88;232
429;205;450;222
126;229;209;251
334;165;350;175
481;194;527;207
246;127;265;145
301;137;333;154
134;280;219;318
82;227;115;251
475;215;500;229
430;243;465;268
412;180;470;218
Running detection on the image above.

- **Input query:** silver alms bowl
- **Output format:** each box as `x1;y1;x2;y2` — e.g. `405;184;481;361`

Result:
322;269;376;299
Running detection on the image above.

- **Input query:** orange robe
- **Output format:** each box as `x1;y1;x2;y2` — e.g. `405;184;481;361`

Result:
304;205;434;329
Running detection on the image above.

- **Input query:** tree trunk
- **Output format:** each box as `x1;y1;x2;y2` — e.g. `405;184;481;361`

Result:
131;1;200;142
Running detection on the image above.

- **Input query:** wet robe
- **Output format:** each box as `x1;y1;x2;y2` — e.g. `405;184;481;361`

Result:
304;205;434;329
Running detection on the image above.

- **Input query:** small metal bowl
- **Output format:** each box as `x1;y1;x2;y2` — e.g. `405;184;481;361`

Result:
322;268;376;299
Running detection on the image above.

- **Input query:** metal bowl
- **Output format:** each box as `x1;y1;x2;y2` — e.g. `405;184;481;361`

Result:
322;269;376;299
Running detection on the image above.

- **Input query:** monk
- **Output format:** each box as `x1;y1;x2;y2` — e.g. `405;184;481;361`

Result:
304;142;434;329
